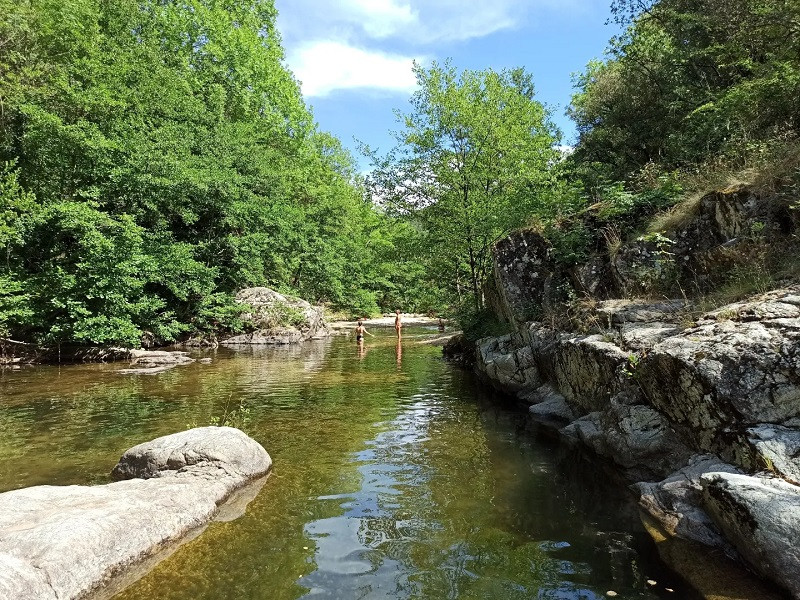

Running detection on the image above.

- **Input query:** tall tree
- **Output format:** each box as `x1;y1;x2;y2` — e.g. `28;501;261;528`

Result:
367;61;558;310
0;0;391;345
570;0;800;180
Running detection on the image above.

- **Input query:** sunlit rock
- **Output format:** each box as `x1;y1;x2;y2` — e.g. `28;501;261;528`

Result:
0;427;271;600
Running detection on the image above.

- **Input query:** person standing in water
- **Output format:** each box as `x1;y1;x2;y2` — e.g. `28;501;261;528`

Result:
394;310;402;336
355;320;373;343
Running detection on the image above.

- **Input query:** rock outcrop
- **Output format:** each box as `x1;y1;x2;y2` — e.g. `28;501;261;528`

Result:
0;427;271;600
118;349;195;374
486;230;554;326
637;288;800;468
474;287;800;598
470;180;800;597
222;287;329;345
488;185;799;329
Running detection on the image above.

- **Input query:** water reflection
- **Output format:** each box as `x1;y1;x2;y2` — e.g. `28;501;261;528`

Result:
0;329;694;600
295;383;689;600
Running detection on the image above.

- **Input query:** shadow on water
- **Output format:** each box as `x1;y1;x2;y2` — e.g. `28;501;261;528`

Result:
1;328;697;599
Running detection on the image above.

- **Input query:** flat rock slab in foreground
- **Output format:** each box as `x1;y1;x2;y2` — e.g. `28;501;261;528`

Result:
0;427;271;600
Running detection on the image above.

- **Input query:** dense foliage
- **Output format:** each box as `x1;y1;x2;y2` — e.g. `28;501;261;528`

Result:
570;0;800;181
3;0;797;346
370;0;800;320
0;0;404;345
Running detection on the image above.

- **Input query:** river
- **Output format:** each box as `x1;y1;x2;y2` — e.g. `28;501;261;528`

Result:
0;326;695;599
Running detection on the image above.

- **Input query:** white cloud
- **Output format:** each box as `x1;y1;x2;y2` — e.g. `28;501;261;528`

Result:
290;41;419;98
340;0;417;38
276;0;603;97
410;0;519;42
275;0;559;46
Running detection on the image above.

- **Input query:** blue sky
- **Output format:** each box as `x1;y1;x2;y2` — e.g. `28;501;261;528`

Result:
274;0;622;168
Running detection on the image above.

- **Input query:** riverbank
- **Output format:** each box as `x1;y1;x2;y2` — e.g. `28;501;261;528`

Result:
328;314;445;330
474;284;800;598
1;288;331;367
470;180;800;599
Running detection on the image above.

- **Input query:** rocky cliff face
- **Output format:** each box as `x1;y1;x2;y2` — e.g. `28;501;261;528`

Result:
475;184;800;598
477;289;800;598
488;184;799;325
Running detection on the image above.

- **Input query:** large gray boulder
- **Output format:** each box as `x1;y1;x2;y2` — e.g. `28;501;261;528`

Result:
112;426;271;481
475;334;541;394
636;455;742;553
223;287;329;345
563;399;693;481
701;472;800;599
540;332;629;413
0;427;271;600
488;230;555;326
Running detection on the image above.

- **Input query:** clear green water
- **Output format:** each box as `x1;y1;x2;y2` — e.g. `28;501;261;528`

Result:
0;327;694;599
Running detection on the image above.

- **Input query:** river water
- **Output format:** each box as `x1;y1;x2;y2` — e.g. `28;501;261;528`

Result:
0;327;695;599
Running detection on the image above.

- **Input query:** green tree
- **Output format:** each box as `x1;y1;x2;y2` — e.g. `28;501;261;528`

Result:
571;0;800;180
0;0;397;345
0;162;35;336
367;61;559;310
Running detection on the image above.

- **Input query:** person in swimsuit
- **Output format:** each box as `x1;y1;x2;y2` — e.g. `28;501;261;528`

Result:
355;321;373;343
394;310;402;336
356;320;373;359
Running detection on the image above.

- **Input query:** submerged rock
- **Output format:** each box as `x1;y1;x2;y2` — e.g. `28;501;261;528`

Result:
0;427;271;600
